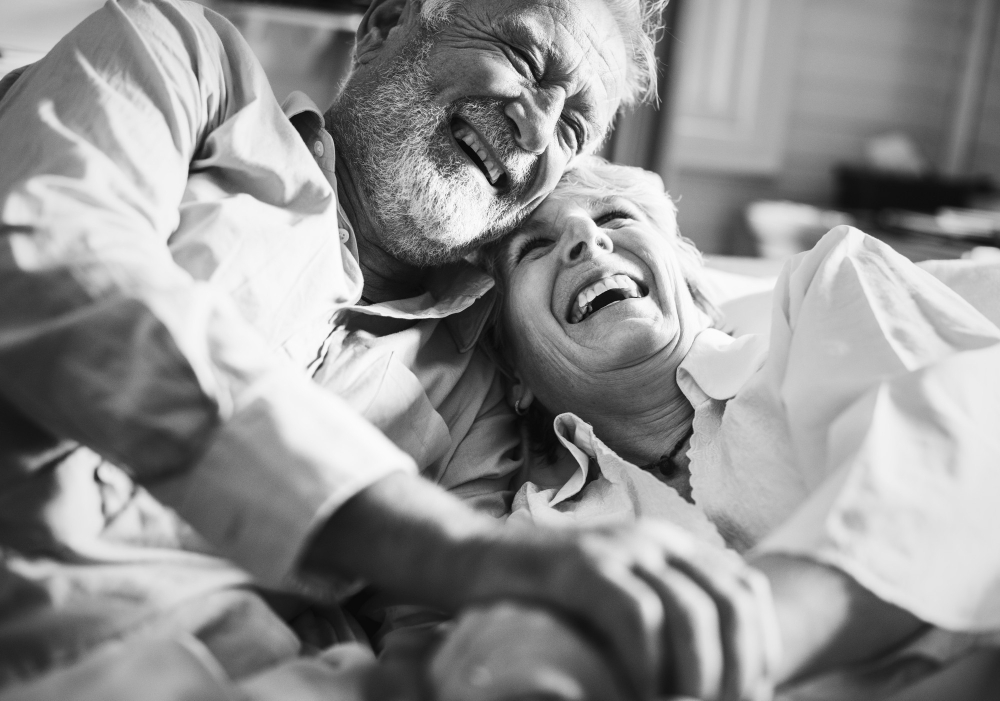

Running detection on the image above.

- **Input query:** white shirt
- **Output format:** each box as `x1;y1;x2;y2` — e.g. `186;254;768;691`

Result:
678;226;1000;634
0;0;516;602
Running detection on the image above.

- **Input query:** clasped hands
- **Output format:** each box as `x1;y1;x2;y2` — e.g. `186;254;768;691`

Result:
437;521;782;701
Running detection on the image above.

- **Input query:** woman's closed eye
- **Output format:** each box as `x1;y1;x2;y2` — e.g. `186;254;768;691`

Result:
515;236;555;262
594;209;635;228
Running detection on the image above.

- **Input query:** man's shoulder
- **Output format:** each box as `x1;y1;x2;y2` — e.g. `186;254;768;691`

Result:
96;0;256;78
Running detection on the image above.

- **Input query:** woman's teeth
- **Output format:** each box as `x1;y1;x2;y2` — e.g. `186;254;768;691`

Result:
569;274;644;324
453;123;504;186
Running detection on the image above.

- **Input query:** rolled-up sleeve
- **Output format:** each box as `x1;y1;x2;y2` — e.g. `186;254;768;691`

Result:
0;0;415;590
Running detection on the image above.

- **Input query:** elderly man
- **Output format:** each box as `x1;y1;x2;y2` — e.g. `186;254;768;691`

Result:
0;0;775;699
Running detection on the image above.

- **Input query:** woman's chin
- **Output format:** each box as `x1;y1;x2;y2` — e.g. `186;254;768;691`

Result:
579;318;678;369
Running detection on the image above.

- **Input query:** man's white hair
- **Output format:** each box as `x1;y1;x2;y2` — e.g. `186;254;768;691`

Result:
418;0;670;106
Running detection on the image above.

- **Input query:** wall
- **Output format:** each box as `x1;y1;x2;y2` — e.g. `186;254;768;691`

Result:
970;14;1000;183
668;0;981;254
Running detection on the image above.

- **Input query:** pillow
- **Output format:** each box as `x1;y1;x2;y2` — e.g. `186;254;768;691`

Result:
702;258;778;338
702;254;1000;338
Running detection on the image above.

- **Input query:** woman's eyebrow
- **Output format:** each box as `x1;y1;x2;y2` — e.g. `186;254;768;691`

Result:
586;196;621;211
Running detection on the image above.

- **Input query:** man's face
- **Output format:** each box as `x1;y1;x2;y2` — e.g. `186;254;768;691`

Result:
331;0;628;266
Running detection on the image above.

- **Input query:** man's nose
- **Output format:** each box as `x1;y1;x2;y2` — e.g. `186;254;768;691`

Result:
505;87;566;154
561;219;613;263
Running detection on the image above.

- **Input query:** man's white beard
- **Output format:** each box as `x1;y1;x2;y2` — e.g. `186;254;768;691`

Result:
331;37;535;267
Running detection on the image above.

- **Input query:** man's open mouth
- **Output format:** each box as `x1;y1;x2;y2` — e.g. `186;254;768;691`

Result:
452;118;509;189
568;274;648;324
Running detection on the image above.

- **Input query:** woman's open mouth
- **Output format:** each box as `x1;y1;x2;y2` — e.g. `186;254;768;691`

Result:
452;118;509;189
568;274;648;324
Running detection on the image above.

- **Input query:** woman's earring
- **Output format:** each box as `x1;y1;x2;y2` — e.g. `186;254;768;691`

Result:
514;398;528;416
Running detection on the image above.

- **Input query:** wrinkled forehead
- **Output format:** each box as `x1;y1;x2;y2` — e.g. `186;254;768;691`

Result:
483;0;628;115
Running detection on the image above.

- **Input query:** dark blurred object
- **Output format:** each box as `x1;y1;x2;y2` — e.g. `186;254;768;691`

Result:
223;0;370;10
877;208;1000;246
835;166;996;214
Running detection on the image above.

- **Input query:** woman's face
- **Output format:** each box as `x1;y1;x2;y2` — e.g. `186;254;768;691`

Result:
499;189;703;417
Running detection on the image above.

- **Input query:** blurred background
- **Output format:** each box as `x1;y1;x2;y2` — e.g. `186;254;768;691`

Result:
3;0;999;262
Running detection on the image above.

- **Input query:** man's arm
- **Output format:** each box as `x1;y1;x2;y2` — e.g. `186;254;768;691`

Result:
305;471;780;701
0;0;414;588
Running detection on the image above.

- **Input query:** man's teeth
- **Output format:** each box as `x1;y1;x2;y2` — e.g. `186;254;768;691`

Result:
453;123;503;185
570;274;643;324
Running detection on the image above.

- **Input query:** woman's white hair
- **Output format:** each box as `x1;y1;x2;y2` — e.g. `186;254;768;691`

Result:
420;0;670;106
482;155;721;381
553;155;716;318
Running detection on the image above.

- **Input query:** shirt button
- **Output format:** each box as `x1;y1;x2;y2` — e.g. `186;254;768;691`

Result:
313;140;325;158
339;228;350;244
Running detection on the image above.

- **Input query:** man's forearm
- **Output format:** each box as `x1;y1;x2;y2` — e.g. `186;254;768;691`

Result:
300;471;501;611
751;553;926;686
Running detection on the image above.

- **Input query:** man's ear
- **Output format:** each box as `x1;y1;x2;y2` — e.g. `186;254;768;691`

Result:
355;0;420;65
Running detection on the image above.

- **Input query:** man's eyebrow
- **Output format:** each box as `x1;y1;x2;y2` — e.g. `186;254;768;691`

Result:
493;15;545;50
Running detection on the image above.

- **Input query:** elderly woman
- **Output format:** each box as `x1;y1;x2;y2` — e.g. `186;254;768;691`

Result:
432;156;1000;700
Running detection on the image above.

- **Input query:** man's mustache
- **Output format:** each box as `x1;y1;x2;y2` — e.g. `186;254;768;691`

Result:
447;98;537;194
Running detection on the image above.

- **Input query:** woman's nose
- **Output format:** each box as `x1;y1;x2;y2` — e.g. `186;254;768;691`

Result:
505;87;566;154
561;220;613;264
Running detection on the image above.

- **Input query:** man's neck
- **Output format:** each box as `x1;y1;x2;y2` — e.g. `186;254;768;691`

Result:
331;132;425;304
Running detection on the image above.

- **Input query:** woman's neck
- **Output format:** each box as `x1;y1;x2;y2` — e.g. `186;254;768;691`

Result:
577;352;695;467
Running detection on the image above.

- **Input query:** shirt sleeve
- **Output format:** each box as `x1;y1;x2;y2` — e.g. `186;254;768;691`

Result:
753;227;1000;632
432;355;521;520
0;0;415;591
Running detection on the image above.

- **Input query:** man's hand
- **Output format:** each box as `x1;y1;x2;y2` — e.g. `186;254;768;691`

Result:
462;521;781;701
301;473;779;701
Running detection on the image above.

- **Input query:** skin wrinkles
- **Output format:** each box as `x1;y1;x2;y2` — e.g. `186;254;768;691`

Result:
327;0;627;302
501;193;706;466
427;7;623;153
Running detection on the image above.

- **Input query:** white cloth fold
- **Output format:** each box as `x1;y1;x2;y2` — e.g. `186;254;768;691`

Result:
680;226;1000;633
509;412;725;546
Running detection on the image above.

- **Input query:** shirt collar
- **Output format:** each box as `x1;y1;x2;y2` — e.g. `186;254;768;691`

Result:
552;330;769;487
677;328;768;402
282;90;337;183
543;413;601;506
282;90;324;127
344;263;496;352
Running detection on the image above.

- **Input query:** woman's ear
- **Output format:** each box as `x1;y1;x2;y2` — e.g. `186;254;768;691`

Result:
355;0;420;65
507;377;535;415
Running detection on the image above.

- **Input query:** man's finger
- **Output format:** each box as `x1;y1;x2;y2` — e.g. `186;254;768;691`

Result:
635;562;724;700
638;521;774;701
743;568;781;701
666;548;774;701
583;565;667;701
